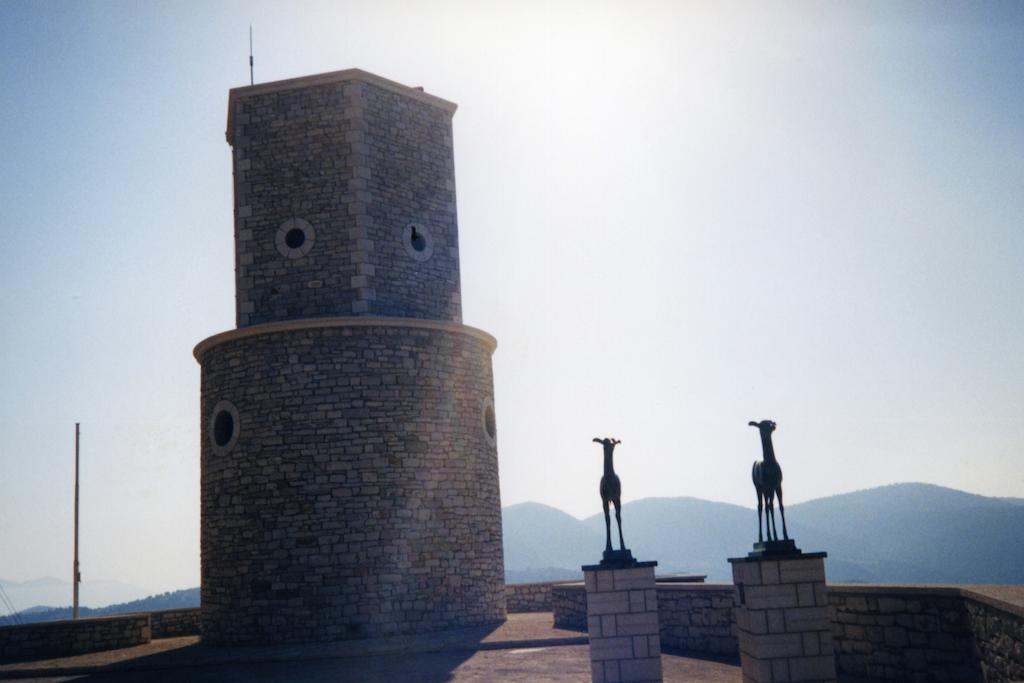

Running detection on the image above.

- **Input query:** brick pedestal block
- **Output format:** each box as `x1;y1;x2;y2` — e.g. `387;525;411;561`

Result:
729;551;836;683
583;560;663;683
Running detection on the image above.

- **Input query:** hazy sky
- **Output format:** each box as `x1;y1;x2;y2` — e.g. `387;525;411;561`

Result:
1;1;1022;603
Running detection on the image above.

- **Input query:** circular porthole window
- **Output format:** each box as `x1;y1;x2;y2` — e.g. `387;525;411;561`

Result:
209;400;240;454
481;397;497;445
402;222;434;262
276;218;315;259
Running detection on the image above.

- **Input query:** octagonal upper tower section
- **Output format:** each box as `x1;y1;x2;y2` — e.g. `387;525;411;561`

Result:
227;69;463;327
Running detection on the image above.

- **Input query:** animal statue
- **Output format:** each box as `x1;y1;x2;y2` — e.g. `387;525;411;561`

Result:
749;420;789;543
593;437;626;553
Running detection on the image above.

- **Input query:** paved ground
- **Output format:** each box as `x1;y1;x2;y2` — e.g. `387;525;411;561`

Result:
2;645;741;682
0;613;741;682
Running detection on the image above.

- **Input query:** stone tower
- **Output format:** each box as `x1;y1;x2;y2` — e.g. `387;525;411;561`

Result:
193;69;505;643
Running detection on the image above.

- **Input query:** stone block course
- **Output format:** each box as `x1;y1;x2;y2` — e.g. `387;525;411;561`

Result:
584;564;663;682
966;597;1024;682
549;582;1024;681
150;608;200;638
505;581;576;613
201;69;502;646
228;72;462;328
731;554;836;683
0;614;150;662
198;322;503;643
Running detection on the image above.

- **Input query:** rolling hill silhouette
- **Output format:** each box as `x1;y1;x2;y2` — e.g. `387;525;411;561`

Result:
503;483;1024;583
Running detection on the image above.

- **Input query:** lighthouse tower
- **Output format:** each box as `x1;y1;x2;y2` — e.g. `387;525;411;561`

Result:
194;69;505;643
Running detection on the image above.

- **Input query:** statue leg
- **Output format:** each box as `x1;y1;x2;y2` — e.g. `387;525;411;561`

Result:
777;486;788;540
603;499;612;553
766;495;776;541
614;499;625;551
756;489;764;543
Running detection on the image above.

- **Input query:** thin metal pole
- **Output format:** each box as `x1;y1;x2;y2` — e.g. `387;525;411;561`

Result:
249;25;254;86
73;423;80;620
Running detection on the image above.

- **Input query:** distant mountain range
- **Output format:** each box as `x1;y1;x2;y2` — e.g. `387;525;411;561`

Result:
0;588;199;626
0;577;153;620
503;483;1024;583
5;483;1021;625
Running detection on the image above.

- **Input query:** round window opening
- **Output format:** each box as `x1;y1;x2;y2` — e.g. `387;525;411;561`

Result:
402;222;434;262
275;218;315;259
213;410;234;447
481;398;497;444
285;228;306;249
484;405;496;440
209;400;240;454
409;225;427;252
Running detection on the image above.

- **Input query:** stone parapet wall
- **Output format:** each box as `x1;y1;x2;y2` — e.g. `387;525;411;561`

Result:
552;582;738;655
506;581;577;613
830;585;981;682
657;584;737;656
0;614;150;662
150;608;201;638
966;594;1024;683
553;583;588;630
552;580;1024;680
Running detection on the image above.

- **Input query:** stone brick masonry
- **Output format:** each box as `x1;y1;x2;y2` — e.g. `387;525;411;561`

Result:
966;594;1024;683
198;322;504;643
198;70;504;645
554;581;1024;682
584;565;663;683
828;585;1024;682
0;614;149;662
228;71;462;327
731;555;836;683
552;582;737;655
505;581;578;613
150;608;201;638
657;584;737;655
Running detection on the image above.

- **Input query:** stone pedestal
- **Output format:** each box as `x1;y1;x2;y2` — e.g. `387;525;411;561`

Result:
583;557;663;683
729;547;836;683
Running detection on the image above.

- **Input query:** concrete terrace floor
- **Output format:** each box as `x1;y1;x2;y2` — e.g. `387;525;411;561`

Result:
0;613;742;682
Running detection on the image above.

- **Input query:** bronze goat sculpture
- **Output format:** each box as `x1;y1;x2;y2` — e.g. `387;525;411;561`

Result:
593;437;625;554
750;420;789;543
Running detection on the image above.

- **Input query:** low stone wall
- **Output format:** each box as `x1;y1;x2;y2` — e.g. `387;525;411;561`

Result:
150;607;201;638
505;581;578;613
830;585;980;681
0;614;150;662
552;580;1024;680
658;584;737;656
966;592;1024;683
552;583;588;630
552;582;738;656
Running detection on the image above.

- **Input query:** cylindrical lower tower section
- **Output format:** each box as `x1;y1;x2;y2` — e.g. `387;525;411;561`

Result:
196;318;504;643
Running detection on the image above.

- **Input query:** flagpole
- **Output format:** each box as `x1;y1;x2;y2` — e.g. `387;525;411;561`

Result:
73;423;80;620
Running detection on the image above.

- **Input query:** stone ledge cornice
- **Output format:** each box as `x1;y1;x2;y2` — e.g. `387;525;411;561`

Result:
194;316;496;362
227;68;457;145
830;583;1024;620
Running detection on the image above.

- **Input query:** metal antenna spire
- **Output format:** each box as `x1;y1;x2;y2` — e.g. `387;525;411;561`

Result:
249;25;254;86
